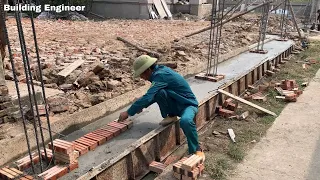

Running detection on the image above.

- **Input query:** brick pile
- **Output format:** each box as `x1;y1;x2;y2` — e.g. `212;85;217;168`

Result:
48;139;79;165
10;119;133;180
0;167;26;179
172;155;205;180
275;79;302;102
217;98;238;118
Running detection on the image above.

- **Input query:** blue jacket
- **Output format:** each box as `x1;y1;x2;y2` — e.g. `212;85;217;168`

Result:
127;65;198;116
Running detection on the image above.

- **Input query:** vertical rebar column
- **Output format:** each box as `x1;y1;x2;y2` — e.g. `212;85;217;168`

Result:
214;0;225;75
256;2;270;51
280;0;288;38
28;0;55;164
0;0;36;173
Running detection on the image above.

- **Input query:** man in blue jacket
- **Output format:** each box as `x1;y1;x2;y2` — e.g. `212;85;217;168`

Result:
118;55;204;159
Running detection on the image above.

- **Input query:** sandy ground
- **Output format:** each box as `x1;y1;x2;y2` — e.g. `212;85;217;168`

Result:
230;69;320;180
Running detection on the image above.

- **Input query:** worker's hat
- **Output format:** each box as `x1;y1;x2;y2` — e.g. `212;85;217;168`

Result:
133;55;157;78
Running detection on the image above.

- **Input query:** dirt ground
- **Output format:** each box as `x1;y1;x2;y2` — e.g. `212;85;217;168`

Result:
0;14;293;143
197;39;320;180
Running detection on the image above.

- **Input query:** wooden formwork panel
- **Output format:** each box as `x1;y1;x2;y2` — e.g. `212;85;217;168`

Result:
247;72;253;86
96;158;129;180
253;69;258;82
258;65;262;80
132;139;156;177
239;77;246;94
262;62;266;76
231;82;238;96
159;126;176;159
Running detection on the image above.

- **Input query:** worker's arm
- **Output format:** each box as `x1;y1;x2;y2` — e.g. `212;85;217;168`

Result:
127;80;168;116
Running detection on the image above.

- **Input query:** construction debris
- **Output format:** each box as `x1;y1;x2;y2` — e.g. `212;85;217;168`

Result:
240;111;250;120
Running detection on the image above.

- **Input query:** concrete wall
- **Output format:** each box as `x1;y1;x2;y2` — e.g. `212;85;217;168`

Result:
91;0;151;19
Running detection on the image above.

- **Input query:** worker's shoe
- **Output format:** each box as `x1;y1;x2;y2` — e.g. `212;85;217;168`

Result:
195;148;205;162
159;116;178;126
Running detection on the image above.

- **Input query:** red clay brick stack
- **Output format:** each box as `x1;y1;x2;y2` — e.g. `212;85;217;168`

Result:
173;155;205;180
149;161;167;174
14;152;40;171
0;167;25;179
217;98;238;118
275;79;302;102
48;139;78;165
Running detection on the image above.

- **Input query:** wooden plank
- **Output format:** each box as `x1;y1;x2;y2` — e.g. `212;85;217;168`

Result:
160;0;172;18
218;89;277;116
57;59;85;78
153;0;167;19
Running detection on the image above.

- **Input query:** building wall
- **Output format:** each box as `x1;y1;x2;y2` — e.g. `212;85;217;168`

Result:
91;0;151;19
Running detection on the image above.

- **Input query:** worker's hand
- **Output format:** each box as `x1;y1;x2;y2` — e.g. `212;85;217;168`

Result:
118;111;129;122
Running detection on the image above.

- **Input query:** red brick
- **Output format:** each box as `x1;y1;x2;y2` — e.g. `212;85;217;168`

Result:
20;177;29;180
92;129;114;140
0;169;15;179
226;102;238;111
218;107;235;118
42;166;68;180
73;141;89;156
285;94;297;102
173;157;188;174
15;152;40;170
222;98;233;108
84;133;106;145
48;139;74;154
24;175;34;180
282;80;291;90
107;122;127;132
75;137;98;150
118;120;133;129
102;126;121;136
149;161;166;174
68;161;79;172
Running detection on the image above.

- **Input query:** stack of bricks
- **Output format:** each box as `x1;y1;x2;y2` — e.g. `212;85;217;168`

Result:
275;79;302;102
0;167;26;179
217;98;238;118
173;155;205;180
73;120;133;154
14;152;40;171
37;163;78;180
0;84;14;124
48;139;79;165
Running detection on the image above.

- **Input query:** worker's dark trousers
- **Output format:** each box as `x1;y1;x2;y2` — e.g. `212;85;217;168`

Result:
154;89;199;154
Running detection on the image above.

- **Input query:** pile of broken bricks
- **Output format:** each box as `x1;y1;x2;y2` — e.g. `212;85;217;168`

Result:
274;79;304;102
7;119;133;180
217;98;249;120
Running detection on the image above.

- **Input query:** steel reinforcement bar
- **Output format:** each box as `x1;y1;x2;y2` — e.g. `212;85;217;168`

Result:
77;45;294;180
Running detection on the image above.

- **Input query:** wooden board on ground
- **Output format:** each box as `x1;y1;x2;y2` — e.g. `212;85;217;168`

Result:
218;89;277;116
58;59;85;78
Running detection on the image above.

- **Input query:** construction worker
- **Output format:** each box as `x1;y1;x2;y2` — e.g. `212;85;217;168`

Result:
118;55;205;160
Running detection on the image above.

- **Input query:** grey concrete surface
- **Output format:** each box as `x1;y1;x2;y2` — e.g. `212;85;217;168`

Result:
230;70;320;180
60;39;293;179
